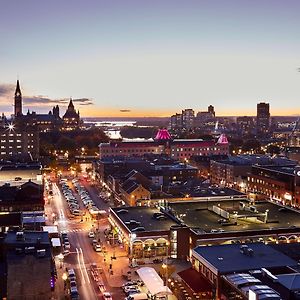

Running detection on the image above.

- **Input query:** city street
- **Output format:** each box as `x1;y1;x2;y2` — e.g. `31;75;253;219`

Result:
48;179;125;300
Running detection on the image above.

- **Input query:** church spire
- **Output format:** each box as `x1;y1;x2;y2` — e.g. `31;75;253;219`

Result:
15;80;21;96
14;79;22;116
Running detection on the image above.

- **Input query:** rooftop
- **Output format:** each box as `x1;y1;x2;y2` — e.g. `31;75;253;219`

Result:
168;200;300;233
110;206;179;233
193;243;297;274
4;231;50;246
215;154;297;167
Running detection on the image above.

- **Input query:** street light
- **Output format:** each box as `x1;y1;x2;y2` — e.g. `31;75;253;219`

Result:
62;272;68;290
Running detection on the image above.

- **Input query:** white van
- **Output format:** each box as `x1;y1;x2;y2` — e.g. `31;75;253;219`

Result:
125;293;148;300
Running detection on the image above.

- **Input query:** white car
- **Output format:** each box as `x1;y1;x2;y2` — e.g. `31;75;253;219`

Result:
88;231;95;238
94;244;102;252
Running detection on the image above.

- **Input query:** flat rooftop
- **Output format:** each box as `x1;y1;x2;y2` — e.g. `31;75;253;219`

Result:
168;200;300;233
193;243;297;274
4;231;50;246
111;207;179;232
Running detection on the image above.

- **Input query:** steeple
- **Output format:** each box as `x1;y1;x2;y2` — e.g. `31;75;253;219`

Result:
68;98;74;110
15;80;22;96
14;79;22;117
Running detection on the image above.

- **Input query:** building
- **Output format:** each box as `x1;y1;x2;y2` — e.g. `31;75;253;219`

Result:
62;99;81;131
247;164;300;206
109;206;180;260
195;106;216;126
12;80;80;132
256;102;270;136
99;129;229;161
236;116;255;135
191;243;297;299
210;154;297;190
0;118;39;161
14;80;22;117
170;113;183;131
181;109;195;130
3;231;53;300
108;198;300;265
0;180;44;212
288;118;300;147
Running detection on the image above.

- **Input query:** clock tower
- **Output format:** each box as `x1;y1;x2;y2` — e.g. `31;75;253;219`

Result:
14;79;22;117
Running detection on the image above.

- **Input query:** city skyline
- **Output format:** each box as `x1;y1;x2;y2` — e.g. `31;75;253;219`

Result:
1;0;300;117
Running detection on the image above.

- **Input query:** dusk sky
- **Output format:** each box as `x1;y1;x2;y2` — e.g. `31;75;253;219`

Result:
1;0;300;117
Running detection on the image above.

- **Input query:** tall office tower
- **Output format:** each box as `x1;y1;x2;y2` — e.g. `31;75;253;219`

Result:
256;102;270;135
182;109;194;130
170;113;183;131
208;105;215;117
14;80;22;117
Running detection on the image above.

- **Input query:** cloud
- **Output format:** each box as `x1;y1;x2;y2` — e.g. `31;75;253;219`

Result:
23;96;93;106
72;98;93;106
0;82;93;114
0;83;15;97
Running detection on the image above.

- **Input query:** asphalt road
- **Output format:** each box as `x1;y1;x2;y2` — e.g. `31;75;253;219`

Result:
51;179;124;300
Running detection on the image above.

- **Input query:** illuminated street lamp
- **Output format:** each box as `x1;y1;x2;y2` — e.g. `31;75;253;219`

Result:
62;272;68;290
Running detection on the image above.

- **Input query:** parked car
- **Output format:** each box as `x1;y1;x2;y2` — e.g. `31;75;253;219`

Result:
88;231;95;238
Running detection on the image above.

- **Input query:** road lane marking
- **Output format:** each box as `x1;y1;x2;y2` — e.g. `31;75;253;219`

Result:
80;248;91;284
76;248;86;284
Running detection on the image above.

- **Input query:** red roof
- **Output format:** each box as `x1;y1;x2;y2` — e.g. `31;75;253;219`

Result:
155;129;171;140
217;134;229;144
178;267;213;293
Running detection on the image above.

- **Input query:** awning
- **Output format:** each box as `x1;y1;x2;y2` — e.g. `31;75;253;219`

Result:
136;267;173;296
178;268;213;293
51;237;61;247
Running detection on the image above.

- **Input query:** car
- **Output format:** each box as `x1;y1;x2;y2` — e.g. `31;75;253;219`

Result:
64;241;71;249
15;176;22;181
122;283;138;291
131;227;145;232
124;286;140;295
218;219;228;224
68;268;76;280
70;280;77;288
125;220;141;226
71;209;81;216
70;286;79;296
156;215;167;221
92;239;98;246
152;212;164;219
102;291;112;300
88;231;95;238
122;282;138;289
94;244;102;252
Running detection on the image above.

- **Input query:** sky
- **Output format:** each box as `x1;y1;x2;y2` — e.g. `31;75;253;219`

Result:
1;0;300;117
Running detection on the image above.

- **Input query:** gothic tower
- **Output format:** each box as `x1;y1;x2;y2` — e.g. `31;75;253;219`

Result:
14;80;22;116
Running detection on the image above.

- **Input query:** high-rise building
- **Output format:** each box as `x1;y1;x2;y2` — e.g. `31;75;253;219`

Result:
0;118;39;161
237;116;255;135
182;109;194;130
256;102;270;135
14;80;22;117
208;105;215;117
170;113;183;131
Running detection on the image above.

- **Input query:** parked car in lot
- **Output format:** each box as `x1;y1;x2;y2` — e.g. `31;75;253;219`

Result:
124;286;140;295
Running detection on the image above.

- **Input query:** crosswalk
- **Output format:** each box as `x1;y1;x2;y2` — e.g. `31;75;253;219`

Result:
62;228;90;233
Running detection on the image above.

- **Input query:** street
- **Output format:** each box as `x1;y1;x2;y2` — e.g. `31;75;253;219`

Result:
48;178;125;300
